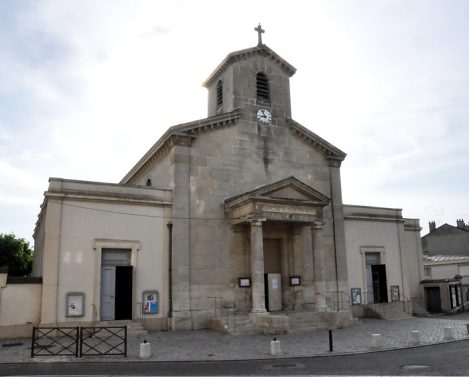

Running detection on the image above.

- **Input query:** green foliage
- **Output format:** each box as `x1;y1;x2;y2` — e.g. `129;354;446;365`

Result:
0;233;33;276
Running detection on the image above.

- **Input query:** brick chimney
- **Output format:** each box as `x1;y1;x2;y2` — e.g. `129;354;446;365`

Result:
457;219;466;229
429;221;436;232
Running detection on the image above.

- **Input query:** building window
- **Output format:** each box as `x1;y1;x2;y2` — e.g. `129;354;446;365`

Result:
146;178;152;187
256;72;270;103
216;80;223;108
424;266;432;278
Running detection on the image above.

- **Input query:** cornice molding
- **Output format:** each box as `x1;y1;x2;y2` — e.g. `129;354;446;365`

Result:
45;191;172;207
344;214;405;223
286;118;346;165
203;44;296;87
121;109;241;185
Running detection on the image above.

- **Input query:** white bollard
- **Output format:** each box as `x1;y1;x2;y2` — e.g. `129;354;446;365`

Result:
371;333;381;349
140;340;151;359
410;330;420;345
443;327;454;340
270;337;281;355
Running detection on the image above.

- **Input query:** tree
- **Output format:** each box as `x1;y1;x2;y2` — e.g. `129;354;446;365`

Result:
0;233;33;276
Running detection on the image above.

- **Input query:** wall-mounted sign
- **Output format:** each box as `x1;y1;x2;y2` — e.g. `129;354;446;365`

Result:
290;276;301;286
66;292;85;317
238;277;251;288
142;290;159;314
390;285;400;302
351;288;362;305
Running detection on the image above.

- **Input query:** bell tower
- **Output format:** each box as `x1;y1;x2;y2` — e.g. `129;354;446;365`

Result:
203;25;297;126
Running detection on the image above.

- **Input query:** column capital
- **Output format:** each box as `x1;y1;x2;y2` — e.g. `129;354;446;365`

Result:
250;218;266;226
311;220;324;230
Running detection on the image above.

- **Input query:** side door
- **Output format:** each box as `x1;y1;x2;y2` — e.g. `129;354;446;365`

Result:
100;266;116;320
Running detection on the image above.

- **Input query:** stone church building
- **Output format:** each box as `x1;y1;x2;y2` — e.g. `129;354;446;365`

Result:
30;28;424;334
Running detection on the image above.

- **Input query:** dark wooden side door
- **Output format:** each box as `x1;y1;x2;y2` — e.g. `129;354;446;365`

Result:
426;287;442;313
371;264;388;303
115;265;133;320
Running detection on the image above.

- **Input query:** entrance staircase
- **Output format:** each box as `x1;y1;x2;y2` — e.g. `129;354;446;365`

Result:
209;310;334;335
95;320;148;336
287;310;333;332
225;314;259;336
363;301;413;320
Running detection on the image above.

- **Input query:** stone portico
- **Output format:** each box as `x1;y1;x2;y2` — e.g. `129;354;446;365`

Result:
224;177;331;318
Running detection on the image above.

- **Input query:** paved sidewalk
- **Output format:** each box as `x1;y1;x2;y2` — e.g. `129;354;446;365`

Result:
1;314;469;363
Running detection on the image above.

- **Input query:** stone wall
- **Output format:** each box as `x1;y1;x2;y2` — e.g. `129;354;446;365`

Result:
0;272;42;339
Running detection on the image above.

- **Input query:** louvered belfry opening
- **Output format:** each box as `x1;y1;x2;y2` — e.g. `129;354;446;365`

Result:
216;80;223;108
256;72;270;103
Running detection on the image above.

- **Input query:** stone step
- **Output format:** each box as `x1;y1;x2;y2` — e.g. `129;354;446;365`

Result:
363;302;413;320
93;320;148;336
210;310;336;335
288;311;332;332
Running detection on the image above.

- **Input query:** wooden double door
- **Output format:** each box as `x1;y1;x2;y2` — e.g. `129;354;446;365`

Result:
100;249;133;321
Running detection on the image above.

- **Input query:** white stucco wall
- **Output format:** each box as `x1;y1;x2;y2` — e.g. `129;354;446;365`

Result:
36;179;172;325
55;200;167;323
344;205;408;301
0;283;42;326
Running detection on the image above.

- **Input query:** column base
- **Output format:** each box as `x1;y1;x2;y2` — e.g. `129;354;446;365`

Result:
315;294;328;311
251;308;267;314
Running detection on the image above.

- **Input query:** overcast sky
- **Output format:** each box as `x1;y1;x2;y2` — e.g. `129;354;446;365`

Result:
1;0;468;243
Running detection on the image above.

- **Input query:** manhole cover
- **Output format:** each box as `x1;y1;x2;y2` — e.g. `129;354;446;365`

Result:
2;342;23;348
264;362;304;370
402;365;430;370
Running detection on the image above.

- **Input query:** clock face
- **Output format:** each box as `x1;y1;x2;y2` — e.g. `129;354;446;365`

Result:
256;108;272;125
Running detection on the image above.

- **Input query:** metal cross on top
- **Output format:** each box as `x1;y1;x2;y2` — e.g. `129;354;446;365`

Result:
255;23;265;45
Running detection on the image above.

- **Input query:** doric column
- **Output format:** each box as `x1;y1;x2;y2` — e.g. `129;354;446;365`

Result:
312;221;327;309
301;225;315;306
250;219;266;313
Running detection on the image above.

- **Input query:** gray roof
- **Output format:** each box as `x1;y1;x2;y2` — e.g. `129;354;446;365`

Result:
423;254;469;263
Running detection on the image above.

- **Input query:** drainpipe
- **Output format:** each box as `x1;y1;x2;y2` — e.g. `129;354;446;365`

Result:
167;223;173;319
329;172;340;311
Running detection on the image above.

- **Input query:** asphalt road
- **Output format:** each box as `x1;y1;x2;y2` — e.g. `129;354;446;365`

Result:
2;340;469;376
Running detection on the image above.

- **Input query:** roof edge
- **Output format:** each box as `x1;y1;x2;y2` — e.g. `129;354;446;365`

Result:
120;109;241;184
203;44;296;87
287;118;347;162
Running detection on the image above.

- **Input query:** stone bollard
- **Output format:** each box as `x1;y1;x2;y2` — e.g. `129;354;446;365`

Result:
270;337;281;355
410;330;420;345
443;327;454;340
371;334;381;349
140;339;151;359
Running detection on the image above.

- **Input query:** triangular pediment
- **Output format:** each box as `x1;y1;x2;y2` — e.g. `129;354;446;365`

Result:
225;176;330;207
203;44;296;87
225;177;329;225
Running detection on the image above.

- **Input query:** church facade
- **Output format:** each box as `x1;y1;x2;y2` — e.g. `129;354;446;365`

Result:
30;29;424;333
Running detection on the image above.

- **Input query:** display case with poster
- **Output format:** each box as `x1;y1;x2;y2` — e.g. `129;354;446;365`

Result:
142;290;159;314
66;292;85;317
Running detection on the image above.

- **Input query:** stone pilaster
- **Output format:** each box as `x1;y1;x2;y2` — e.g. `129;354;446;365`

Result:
170;143;193;330
250;219;266;313
40;198;63;325
328;162;350;295
312;221;327;309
